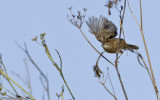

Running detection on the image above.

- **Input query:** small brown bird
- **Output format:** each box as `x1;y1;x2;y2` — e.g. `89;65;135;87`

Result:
102;38;139;53
86;16;139;53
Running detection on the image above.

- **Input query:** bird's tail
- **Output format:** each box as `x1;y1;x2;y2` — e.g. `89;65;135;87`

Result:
125;44;139;52
85;16;106;34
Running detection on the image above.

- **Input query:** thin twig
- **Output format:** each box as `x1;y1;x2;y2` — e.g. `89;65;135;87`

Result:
137;53;153;82
16;42;50;100
99;81;117;100
96;51;105;74
115;66;128;99
10;71;26;84
40;76;47;100
107;68;116;96
40;77;47;92
24;59;32;95
126;0;141;29
120;21;125;40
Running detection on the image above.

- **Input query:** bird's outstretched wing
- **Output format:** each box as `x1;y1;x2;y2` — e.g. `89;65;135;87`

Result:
86;16;117;43
102;18;117;38
86;16;106;34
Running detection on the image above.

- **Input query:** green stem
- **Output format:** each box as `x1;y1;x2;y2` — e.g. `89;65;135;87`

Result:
60;72;75;100
1;61;18;95
42;42;75;100
47;54;75;100
0;84;16;96
0;69;35;100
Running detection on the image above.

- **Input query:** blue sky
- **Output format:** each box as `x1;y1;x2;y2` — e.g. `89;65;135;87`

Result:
0;0;160;100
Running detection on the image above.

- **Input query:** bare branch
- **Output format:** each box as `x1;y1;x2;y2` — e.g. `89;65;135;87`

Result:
16;43;50;100
107;68;116;96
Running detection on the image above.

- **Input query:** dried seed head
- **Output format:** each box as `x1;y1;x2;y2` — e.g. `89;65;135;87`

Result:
67;7;87;28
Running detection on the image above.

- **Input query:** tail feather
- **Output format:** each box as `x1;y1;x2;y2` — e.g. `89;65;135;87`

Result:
125;44;139;52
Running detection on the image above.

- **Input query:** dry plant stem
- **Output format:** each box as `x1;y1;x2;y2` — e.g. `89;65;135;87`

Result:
116;0;127;54
139;55;159;98
116;0;126;54
127;0;154;84
127;0;141;28
127;0;154;85
17;43;50;100
128;0;159;99
107;69;116;96
100;82;117;100
116;22;128;100
139;0;159;99
127;0;155;87
96;51;105;73
0;69;35;100
79;28;115;67
115;0;128;100
115;66;128;100
139;54;153;83
120;22;125;40
1;61;18;95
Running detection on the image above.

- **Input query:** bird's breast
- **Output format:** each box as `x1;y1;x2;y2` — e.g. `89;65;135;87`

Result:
102;43;117;53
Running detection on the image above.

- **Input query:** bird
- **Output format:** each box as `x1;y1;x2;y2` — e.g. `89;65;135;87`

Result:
86;15;139;53
102;38;139;53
